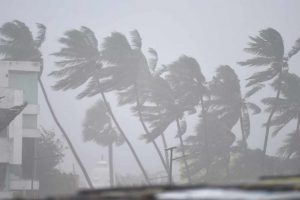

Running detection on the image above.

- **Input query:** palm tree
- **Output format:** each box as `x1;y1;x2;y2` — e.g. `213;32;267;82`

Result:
0;21;94;188
136;47;171;168
165;56;206;183
83;100;123;187
139;55;206;183
238;28;300;155
86;30;170;179
50;27;151;184
262;72;300;158
203;65;261;179
185;112;235;182
209;65;261;148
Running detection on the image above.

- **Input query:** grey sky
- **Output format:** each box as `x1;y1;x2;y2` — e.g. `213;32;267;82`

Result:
1;0;300;185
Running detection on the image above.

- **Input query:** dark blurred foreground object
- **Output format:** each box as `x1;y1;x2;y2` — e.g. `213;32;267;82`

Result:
0;102;27;132
12;175;300;200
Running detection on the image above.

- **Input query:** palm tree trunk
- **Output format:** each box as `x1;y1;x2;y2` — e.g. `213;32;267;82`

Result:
200;96;208;148
287;112;300;159
161;133;170;168
108;143;114;187
157;103;170;168
176;118;192;183
38;78;94;188
134;85;171;180
296;112;300;135
239;109;247;148
200;96;209;164
263;73;282;155
99;91;151;184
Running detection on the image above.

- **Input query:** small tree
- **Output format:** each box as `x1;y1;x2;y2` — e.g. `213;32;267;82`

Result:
82;100;123;187
36;128;77;197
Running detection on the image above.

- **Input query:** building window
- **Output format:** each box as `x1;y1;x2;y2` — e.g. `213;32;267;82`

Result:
23;114;37;129
22;138;35;179
8;71;38;104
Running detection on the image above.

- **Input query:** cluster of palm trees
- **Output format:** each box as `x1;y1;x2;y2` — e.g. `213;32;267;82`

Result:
1;20;299;187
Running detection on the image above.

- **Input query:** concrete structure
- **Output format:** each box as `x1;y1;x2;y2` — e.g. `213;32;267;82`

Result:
91;158;110;188
0;61;40;197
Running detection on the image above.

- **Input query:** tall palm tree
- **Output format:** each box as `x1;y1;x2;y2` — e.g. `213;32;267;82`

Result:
84;30;170;178
165;56;206;183
238;28;300;155
146;48;170;167
83;100;123;187
50;27;151;184
262;72;300;158
0;21;94;188
139;55;206;183
205;65;261;179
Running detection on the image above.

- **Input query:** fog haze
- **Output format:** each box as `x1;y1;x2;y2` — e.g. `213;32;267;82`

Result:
1;0;300;187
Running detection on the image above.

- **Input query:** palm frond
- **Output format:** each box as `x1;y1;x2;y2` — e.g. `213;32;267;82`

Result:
238;57;273;67
246;68;277;87
147;48;158;72
244;28;284;59
34;23;46;48
101;32;132;64
277;130;300;158
77;75;101;99
288;38;300;58
177;118;187;136
241;104;250;138
246;102;261;114
130;29;142;50
0;20;40;61
244;84;265;98
50;27;100;92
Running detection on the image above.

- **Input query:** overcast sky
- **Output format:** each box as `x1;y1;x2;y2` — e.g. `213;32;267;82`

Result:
1;0;300;186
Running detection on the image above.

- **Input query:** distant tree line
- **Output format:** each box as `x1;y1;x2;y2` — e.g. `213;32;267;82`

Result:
0;20;299;186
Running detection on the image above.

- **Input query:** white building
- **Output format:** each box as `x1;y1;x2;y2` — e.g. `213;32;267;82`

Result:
91;159;110;188
0;61;40;198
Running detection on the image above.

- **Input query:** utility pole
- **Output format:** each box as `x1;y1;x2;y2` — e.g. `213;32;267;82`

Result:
165;146;176;185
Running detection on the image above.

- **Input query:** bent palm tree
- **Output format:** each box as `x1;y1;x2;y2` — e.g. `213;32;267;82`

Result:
209;66;261;148
262;72;300;158
0;21;94;187
87;30;170;179
50;27;151;184
140;55;206;183
83;100;123;186
239;28;300;155
165;56;206;183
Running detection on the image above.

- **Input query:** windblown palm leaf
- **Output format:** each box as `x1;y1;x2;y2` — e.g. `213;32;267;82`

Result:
209;65;242;129
50;26;101;93
278;130;300;158
262;72;300;137
0;20;42;61
238;28;286;95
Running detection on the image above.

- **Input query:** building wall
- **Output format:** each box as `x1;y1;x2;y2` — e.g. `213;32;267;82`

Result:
0;61;41;193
